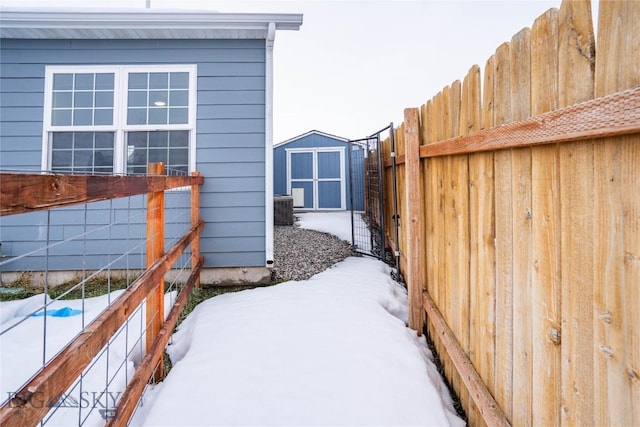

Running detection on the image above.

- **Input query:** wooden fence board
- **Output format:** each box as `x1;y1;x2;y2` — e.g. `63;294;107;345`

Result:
421;102;438;309
530;8;562;427
492;40;514;423
561;137;595;427
439;87;459;398
558;0;595;108
404;108;425;332
459;65;479;427
469;55;496;404
619;136;640;427
593;2;640;425
509;27;534;427
557;1;597;426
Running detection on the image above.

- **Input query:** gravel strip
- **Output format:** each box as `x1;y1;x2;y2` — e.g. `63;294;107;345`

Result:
272;225;356;282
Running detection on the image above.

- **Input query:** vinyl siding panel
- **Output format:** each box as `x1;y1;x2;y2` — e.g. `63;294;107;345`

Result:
0;38;267;271
198;90;264;106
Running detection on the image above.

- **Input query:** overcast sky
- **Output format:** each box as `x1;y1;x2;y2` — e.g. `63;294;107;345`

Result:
2;0;597;142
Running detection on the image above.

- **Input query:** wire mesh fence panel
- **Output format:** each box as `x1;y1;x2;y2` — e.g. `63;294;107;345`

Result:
0;167;202;426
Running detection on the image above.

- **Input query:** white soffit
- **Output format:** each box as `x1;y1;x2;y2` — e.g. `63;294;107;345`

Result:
0;8;303;39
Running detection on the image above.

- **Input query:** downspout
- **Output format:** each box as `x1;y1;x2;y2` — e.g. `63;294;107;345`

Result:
265;22;276;267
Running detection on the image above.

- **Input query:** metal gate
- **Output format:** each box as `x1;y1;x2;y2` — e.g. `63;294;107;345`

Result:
347;123;399;266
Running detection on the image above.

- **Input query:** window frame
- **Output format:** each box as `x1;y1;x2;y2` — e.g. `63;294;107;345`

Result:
42;64;197;174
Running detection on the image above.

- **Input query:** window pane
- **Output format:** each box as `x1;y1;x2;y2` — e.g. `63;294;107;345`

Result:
74;92;94;108
95;92;113;108
52;109;72;126
73;109;93;126
149;90;168;107
169;131;189;147
128;132;148;147
53;74;73;90
148;148;168;164
94;150;113;168
127;109;147;125
75;74;94;90
52;150;72;169
149;73;168;89
95;132;113;148
74;151;94;169
95;73;114;90
53;92;72;108
169;90;188;107
128;73;148;89
168;148;188;166
74;132;93;149
94;109;113;126
170;72;189;89
52;132;73;149
169;108;188;124
149;108;167;125
128;91;147;107
149;132;168;147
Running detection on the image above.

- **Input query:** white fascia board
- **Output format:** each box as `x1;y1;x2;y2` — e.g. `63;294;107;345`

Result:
0;8;302;39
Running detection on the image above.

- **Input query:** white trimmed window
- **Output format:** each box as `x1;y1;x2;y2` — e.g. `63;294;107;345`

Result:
42;65;197;174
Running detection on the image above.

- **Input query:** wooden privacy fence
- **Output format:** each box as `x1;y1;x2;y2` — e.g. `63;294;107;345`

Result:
0;164;204;427
381;1;639;426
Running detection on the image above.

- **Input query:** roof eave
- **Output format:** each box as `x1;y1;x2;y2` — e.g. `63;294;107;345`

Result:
0;8;303;39
274;130;351;149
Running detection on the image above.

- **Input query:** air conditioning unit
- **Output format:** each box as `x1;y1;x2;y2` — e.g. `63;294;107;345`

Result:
274;195;294;225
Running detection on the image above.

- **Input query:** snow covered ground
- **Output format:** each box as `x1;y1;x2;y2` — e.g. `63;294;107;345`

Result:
130;212;463;426
0;212;464;426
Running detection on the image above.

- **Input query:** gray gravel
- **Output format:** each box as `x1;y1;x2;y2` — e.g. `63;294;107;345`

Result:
272;225;356;282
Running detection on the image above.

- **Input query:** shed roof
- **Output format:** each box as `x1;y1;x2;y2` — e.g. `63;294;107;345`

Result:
274;130;350;149
0;8;303;40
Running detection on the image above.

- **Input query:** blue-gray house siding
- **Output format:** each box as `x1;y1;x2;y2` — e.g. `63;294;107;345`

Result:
273;131;364;211
0;38;267;270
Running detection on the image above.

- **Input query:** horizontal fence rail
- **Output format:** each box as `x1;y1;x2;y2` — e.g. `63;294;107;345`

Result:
0;164;204;427
0;172;203;216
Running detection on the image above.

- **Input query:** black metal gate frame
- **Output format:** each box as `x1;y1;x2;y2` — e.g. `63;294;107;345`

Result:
347;122;400;268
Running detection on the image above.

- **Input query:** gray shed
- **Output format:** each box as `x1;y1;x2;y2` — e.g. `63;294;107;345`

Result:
273;130;364;211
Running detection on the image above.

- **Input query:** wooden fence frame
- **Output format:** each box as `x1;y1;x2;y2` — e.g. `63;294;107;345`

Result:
383;1;640;420
393;84;640;427
0;164;204;427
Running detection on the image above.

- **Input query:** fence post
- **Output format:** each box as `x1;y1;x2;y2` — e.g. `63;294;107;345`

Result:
404;108;426;333
191;171;201;288
146;162;165;380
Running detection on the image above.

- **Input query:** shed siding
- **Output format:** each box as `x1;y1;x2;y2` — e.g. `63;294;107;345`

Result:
0;38;266;270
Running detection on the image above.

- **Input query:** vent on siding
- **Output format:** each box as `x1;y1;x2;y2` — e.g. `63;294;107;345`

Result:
274;195;294;225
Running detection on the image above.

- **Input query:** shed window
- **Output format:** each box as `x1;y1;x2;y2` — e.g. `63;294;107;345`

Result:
43;65;196;174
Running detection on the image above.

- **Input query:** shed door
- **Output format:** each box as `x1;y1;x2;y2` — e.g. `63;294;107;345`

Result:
288;148;345;210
